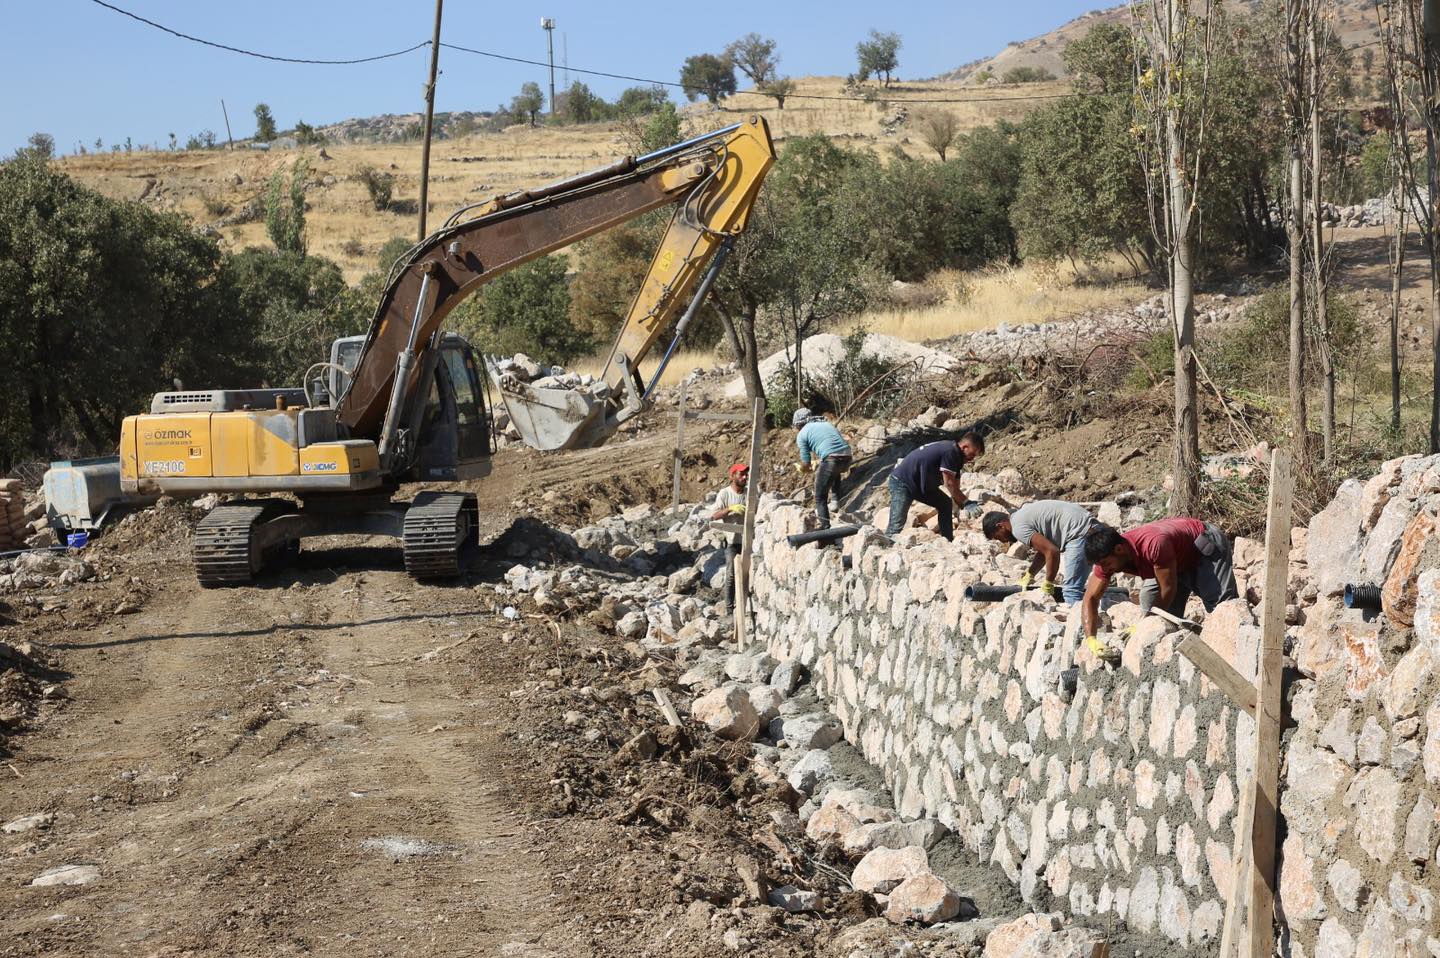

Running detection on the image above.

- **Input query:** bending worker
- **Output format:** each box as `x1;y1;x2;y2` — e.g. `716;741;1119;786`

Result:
884;432;985;542
1079;517;1238;662
982;500;1097;604
792;407;852;530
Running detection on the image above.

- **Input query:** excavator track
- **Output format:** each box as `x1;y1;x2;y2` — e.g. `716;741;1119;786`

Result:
402;492;477;580
193;501;285;587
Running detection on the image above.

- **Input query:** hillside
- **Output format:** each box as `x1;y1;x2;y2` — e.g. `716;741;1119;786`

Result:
941;0;1383;84
54;75;1065;283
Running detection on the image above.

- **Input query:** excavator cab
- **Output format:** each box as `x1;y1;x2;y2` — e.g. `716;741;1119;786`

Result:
328;333;491;481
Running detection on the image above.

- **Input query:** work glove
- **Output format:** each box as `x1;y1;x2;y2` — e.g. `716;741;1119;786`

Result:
792;463;807;475
963;501;983;519
1041;579;1057;598
727;504;746;515
1086;635;1121;664
1017;572;1033;589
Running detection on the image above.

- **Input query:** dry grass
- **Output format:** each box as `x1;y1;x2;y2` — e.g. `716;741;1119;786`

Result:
840;257;1150;343
54;75;1069;282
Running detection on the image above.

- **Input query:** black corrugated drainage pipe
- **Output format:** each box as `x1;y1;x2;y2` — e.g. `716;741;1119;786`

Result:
965;584;1022;603
1344;583;1383;611
786;525;862;548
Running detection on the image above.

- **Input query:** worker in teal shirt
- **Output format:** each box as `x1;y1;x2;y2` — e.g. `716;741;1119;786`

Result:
793;408;852;529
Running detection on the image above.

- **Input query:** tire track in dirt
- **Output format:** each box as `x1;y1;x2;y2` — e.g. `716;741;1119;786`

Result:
1;561;552;957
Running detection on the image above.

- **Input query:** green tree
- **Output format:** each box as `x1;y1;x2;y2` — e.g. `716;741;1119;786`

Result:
714;135;884;400
0;157;257;466
725;33;778;86
453;255;587;362
254;103;277;142
556;81;604;123
511;82;544;126
1011;92;1153;271
214;248;356;385
18;132;56;161
616;85;669;116
294;119;326;145
856;30;902;86
760;77;796;110
680;53;736;106
1062;20;1134;93
266;159;309;255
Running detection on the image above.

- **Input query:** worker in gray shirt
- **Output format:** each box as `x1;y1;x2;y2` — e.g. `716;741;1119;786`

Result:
982;500;1097;604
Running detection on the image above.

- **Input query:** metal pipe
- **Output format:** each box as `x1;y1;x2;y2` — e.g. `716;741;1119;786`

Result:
786;525;861;548
643;238;735;400
965;584;1022;603
635;123;744;166
1344;583;1383;611
378;269;433;466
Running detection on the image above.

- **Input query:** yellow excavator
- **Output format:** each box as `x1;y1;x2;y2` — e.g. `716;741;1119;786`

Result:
118;117;775;585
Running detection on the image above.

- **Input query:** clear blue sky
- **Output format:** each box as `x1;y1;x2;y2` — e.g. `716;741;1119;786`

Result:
3;0;1102;155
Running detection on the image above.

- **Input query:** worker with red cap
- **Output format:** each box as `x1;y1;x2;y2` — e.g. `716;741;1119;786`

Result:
711;463;750;520
711;463;750;611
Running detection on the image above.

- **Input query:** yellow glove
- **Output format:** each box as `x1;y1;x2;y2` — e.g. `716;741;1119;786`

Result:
1018;572;1033;589
728;504;745;515
1040;579;1056;597
1087;635;1121;664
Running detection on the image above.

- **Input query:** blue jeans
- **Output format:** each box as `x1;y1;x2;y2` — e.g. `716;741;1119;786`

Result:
886;474;953;541
1061;534;1090;605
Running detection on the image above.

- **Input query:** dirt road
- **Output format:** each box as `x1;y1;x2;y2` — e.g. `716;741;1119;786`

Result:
1;533;571;957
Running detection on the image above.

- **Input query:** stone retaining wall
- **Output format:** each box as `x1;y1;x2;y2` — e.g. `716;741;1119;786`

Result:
752;455;1440;955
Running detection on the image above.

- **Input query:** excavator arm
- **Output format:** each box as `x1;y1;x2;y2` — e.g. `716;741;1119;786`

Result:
336;115;774;460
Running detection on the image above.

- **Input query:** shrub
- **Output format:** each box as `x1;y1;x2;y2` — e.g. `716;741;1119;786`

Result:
200;194;231;218
356;166;395;211
1001;66;1056;84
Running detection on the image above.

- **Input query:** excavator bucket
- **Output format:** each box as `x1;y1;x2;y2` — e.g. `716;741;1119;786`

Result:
494;375;620;452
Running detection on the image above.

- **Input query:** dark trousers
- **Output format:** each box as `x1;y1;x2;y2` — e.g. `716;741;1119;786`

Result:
1138;523;1238;615
814;455;850;529
885;474;953;541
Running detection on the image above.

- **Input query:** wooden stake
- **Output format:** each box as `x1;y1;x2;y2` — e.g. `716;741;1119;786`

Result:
651;688;682;727
671;379;688;515
1245;448;1293;958
734;396;765;648
1177;635;1257;718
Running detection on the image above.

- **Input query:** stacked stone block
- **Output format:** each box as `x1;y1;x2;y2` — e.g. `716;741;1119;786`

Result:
752;459;1440;954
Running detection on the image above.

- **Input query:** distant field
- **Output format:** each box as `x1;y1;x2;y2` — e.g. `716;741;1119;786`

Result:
55;76;1068;283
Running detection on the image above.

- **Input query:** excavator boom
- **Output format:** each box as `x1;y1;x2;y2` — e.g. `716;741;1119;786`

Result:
337;116;775;454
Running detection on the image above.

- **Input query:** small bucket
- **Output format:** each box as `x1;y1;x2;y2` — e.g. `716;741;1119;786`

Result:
66;530;89;549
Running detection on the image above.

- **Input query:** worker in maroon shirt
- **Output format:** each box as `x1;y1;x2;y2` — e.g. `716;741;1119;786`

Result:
1077;517;1237;662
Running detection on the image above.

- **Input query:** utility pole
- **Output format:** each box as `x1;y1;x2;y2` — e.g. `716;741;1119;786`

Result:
542;17;557;117
220;99;235;150
417;0;444;241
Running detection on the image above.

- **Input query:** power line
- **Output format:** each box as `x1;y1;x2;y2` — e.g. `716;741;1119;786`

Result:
88;0;429;65
85;0;1392;107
